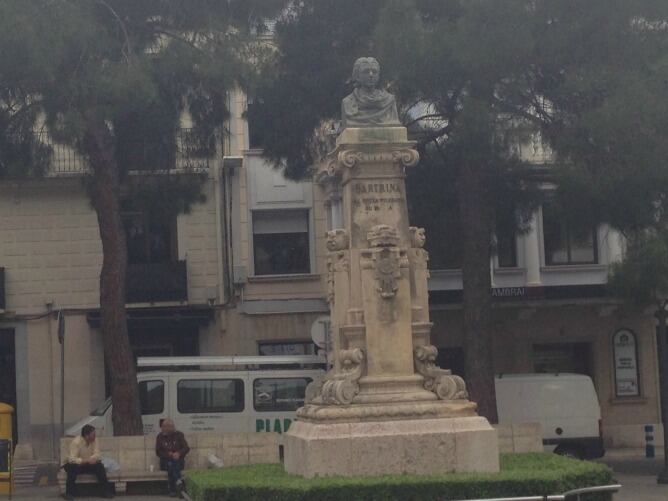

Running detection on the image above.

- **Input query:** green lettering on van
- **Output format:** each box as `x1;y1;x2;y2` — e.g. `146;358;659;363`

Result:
283;419;292;432
255;419;264;432
274;419;282;434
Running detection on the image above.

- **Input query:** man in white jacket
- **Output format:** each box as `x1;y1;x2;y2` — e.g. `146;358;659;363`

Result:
63;424;113;500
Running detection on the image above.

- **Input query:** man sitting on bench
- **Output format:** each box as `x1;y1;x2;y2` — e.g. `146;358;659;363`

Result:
64;424;113;500
156;419;190;497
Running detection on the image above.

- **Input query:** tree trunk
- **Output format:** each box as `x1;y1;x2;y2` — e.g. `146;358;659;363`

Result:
84;117;143;436
458;161;498;423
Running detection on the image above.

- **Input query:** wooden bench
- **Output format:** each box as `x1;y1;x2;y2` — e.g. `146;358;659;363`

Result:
58;432;279;494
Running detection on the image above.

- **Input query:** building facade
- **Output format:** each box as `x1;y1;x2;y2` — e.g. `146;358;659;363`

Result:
0;89;662;460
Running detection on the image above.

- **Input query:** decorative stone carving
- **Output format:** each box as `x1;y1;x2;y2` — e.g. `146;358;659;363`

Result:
304;375;325;404
414;345;469;400
326;229;350;251
305;348;365;406
326;257;335;304
341;57;400;128
367;224;399;248
375;249;401;299
409;226;426;248
326;247;349;305
333;148;419;171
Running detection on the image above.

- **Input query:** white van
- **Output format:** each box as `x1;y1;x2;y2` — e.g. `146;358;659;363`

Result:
66;356;325;441
495;373;604;459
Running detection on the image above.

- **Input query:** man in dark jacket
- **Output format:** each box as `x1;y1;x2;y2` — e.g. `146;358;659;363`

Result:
155;419;190;496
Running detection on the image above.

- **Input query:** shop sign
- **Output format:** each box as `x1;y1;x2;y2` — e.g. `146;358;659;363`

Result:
613;329;640;397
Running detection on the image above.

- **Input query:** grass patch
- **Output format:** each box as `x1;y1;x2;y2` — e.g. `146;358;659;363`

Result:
186;453;614;501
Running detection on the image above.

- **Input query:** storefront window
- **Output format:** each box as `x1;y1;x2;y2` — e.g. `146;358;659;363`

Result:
532;342;593;377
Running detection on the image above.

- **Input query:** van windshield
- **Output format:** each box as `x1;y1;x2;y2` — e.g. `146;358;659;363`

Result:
91;397;112;416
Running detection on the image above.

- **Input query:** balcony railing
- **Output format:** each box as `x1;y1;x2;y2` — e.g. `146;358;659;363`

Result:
35;128;216;176
126;260;188;304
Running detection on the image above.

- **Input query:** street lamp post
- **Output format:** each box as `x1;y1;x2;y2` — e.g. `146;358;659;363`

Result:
655;302;668;484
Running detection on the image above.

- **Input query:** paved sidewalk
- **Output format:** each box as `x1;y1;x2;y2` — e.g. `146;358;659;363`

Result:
599;454;668;500
8;485;176;500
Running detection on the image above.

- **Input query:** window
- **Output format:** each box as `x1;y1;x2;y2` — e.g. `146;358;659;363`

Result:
542;202;597;265
252;210;310;275
91;397;112;417
253;378;312;412
532;343;593;377
122;211;176;265
177;379;244;413
258;341;316;356
496;230;517;268
139;380;164;415
246;96;265;149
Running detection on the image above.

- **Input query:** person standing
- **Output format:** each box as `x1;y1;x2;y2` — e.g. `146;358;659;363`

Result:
155;419;190;497
64;424;113;500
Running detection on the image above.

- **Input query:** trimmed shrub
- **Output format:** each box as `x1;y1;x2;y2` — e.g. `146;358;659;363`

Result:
186;453;615;501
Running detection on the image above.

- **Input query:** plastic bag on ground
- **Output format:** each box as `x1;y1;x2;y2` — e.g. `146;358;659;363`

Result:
101;457;120;473
207;454;224;468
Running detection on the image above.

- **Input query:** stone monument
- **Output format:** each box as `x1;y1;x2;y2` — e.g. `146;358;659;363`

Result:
284;57;499;478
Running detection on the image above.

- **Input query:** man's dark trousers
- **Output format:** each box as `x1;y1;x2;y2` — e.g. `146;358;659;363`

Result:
160;458;185;492
64;462;110;496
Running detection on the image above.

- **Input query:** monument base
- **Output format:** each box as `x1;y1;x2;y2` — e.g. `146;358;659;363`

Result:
284;416;499;478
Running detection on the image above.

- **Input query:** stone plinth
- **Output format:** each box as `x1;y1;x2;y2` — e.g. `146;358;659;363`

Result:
286;126;499;477
284;417;499;478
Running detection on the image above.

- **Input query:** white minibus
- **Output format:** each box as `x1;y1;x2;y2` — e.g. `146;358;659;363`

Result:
66;356;325;441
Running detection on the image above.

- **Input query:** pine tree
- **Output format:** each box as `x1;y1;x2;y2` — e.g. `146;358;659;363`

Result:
249;0;668;422
0;0;284;434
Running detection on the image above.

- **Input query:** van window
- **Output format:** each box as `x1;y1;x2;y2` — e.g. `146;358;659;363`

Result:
139;380;165;415
91;397;112;416
253;378;311;412
177;379;244;413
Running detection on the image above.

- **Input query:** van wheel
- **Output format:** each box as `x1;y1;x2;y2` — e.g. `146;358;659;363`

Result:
555;445;584;460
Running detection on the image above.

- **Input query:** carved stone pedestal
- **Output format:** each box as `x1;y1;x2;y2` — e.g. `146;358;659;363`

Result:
284;126;499;477
284;417;498;478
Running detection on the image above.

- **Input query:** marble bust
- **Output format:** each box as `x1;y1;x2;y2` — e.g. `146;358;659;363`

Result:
341;57;400;128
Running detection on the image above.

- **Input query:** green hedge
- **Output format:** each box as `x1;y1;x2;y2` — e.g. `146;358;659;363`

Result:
186;453;615;501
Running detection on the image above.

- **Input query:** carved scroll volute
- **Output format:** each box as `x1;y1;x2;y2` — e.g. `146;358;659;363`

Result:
414;345;468;400
333;148;419;171
305;348;365;406
392;148;420;168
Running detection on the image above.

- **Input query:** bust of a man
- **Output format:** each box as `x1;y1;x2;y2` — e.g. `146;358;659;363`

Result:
341;57;400;128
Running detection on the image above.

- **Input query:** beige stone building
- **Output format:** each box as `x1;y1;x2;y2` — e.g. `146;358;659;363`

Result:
0;90;662;460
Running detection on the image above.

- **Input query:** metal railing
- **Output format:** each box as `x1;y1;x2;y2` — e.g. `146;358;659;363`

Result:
34;128;217;175
454;483;622;501
180;484;621;501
